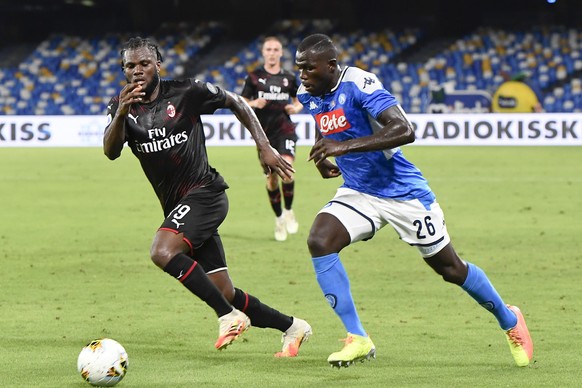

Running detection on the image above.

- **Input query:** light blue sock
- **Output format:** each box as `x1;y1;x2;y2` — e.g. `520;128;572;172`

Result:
461;262;518;330
312;253;366;336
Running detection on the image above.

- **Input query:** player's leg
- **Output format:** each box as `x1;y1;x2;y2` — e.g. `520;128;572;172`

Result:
391;197;533;367
151;230;233;318
151;230;249;350
280;139;298;234
308;213;361;334
259;136;286;241
308;189;378;367
426;244;517;329
427;244;533;366
223;280;312;357
151;191;249;350
200;234;312;357
266;170;286;241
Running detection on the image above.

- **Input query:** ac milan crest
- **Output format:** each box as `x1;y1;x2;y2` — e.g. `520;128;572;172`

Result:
167;102;176;118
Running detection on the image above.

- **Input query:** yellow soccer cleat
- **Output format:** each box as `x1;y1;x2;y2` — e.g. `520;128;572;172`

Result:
505;305;533;367
327;333;376;368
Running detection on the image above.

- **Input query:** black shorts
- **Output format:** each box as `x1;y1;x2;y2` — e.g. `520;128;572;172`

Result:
258;128;298;175
159;189;229;274
266;121;298;158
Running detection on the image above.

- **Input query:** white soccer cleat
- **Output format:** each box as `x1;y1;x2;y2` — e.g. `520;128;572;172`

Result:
275;215;287;241
283;209;299;234
215;308;251;350
275;317;312;357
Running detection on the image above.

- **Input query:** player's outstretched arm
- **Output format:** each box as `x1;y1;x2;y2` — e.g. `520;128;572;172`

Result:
224;91;295;179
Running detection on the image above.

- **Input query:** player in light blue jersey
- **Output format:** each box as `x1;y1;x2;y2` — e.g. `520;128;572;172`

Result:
295;34;533;368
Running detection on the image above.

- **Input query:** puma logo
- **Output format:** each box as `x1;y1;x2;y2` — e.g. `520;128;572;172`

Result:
128;113;139;124
171;219;184;228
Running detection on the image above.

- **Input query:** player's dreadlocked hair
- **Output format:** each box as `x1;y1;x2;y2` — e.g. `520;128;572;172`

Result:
297;34;337;57
120;37;163;69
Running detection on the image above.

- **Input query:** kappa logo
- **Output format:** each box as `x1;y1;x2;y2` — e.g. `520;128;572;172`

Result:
309;101;318;110
315;108;351;135
362;77;375;89
258;78;267;85
128;113;139;124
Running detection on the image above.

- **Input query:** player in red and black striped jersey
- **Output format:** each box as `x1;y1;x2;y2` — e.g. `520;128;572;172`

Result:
103;37;312;356
242;36;303;241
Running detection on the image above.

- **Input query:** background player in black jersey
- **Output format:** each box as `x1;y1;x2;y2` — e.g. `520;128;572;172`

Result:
242;36;304;242
103;37;312;357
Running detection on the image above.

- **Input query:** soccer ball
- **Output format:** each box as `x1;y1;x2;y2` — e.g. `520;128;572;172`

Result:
77;338;129;387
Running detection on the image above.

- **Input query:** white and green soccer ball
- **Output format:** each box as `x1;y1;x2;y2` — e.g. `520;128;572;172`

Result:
77;338;128;387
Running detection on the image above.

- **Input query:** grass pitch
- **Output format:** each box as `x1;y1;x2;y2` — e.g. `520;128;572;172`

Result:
1;145;581;387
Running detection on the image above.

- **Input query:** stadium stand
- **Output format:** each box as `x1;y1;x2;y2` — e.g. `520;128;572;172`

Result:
0;22;225;115
1;1;580;114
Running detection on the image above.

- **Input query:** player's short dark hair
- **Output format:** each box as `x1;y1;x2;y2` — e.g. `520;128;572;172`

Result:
120;37;163;68
297;34;336;56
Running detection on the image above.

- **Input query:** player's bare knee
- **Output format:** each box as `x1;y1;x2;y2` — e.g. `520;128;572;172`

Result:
307;232;333;256
266;176;279;191
149;246;175;269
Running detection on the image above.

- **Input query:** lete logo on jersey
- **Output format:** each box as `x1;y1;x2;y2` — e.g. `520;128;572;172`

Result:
315;108;351;135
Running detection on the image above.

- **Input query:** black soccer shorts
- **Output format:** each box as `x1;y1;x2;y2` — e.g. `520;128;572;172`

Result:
159;189;229;274
268;128;298;158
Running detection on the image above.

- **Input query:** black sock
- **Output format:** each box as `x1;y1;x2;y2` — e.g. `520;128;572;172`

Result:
163;253;232;317
231;288;292;332
282;181;295;210
267;187;282;217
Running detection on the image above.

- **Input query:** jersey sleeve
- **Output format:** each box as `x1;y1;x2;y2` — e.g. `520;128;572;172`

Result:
190;79;228;114
240;73;255;99
363;88;398;119
105;95;119;129
347;68;398;119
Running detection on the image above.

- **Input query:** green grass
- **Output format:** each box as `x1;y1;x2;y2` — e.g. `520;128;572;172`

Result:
1;145;581;387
